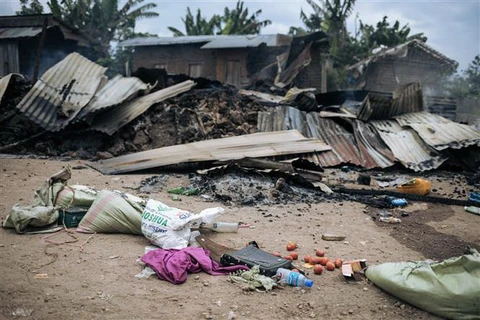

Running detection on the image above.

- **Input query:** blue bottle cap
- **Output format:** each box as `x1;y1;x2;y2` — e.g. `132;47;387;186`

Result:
304;279;314;288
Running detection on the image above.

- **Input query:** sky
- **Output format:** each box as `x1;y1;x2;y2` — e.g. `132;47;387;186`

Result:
1;0;479;71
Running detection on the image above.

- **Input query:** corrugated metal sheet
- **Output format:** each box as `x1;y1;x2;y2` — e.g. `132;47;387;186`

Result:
119;34;292;49
371;119;447;171
425;95;457;121
16;52;107;131
119;35;221;47
91;130;332;174
349;39;457;73
0;27;42;39
394;112;480;150
257;106;394;168
275;42;312;88
352;121;396;168
90;80;196;135
357;82;424;121
0;73;22;104
76;75;149;121
201;35;285;49
306;112;364;167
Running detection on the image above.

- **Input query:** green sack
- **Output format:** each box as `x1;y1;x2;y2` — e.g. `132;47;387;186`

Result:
365;249;480;320
76;190;144;234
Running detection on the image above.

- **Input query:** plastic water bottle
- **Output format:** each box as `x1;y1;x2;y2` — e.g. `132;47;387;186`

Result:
385;196;408;207
275;268;313;288
464;206;480;215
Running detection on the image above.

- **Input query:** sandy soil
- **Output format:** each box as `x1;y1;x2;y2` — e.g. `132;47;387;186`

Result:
1;157;478;320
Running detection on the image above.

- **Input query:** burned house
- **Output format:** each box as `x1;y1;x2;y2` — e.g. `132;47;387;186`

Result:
348;40;460;120
119;32;329;91
0;14;91;79
348;39;458;94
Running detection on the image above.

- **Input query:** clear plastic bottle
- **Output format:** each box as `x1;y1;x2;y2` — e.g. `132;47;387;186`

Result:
201;222;239;233
464;206;480;215
275;268;314;288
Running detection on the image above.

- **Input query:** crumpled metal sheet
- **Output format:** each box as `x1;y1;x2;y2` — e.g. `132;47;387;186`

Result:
394;112;480;151
371;119;447;172
357;82;425;121
16;52;107;131
76;74;149;121
258;106;394;168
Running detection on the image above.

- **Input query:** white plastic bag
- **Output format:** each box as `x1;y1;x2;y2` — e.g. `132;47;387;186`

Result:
141;199;223;249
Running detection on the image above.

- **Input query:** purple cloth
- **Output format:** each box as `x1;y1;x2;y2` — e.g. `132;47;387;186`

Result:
141;247;249;284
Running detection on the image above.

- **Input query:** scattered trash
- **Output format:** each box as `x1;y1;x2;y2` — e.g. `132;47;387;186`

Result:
109;255;119;259
11;308;34;317
33;273;48;279
141;247;248;284
275;268;313;288
342;259;368;281
384;196;408;207
377;210;392;218
229;265;276;291
468;192;480;204
397;178;432;196
167;187;200;196
379;217;402;224
365;248;480;319
357;174;371;185
220;241;293;277
200;222;239;233
321;234;346;241
464;206;480;216
141;198;223;249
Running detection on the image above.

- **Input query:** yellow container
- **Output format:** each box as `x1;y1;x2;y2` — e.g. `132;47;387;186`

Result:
397;178;432;196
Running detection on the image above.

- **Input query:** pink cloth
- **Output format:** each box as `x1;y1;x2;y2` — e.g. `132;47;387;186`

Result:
141;247;249;284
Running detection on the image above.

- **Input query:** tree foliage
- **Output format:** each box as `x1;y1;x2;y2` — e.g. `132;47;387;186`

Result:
445;55;480;99
168;8;221;36
46;0;158;57
168;1;271;36
17;0;44;15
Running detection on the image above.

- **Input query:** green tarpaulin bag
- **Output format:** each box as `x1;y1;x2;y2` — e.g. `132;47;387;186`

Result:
365;248;480;320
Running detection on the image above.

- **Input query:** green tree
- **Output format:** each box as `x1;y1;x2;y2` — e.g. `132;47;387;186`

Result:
47;0;159;57
219;0;271;35
168;8;221;36
446;55;480;99
169;1;271;36
358;16;426;51
288;9;322;35
16;0;44;15
301;0;356;55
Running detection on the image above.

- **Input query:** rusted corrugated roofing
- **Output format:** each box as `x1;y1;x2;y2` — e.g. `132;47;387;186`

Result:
258;106;395;168
394;112;480;150
90;80;196;135
352;121;396;169
91;130;332;174
76;75;149;121
371;119;447;171
357;82;424;121
16;52;107;131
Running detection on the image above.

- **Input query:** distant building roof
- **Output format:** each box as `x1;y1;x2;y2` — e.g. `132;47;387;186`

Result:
119;34;293;49
349;39;458;72
0;14;89;46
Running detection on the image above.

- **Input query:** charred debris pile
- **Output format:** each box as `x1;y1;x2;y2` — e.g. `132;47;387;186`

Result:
0;52;479;178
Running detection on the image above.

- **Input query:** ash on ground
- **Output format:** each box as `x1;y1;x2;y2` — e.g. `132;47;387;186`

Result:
190;171;326;206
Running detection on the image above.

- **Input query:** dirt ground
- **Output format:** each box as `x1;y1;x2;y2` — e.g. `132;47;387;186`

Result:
1;157;479;320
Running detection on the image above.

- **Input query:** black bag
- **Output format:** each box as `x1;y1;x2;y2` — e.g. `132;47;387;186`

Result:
219;241;293;277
